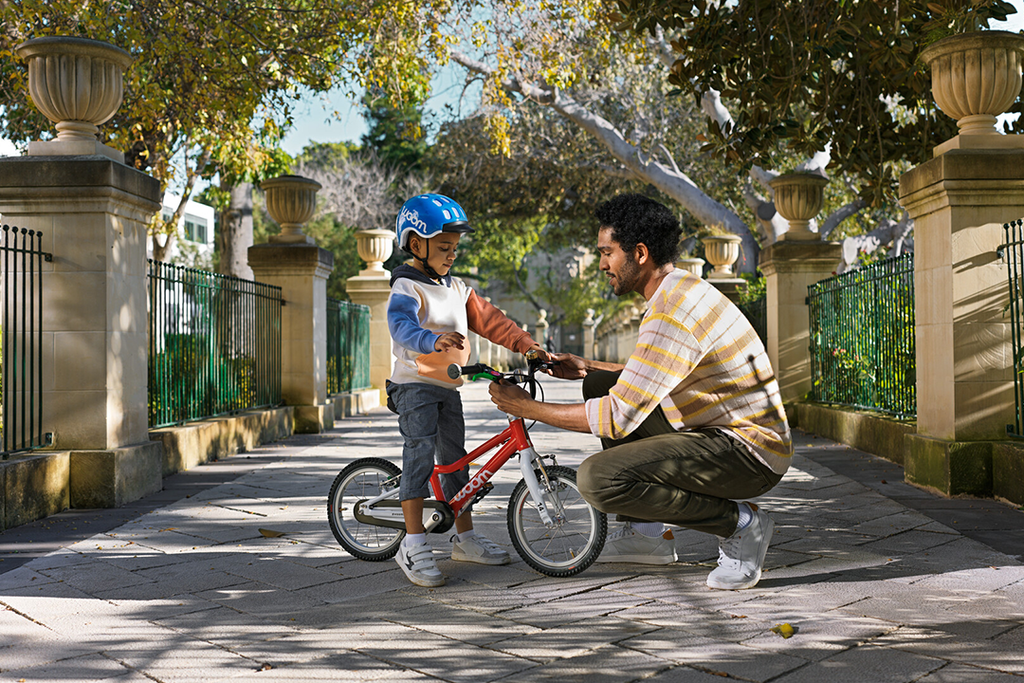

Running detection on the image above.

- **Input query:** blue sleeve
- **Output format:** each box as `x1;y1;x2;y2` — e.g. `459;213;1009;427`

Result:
388;292;439;355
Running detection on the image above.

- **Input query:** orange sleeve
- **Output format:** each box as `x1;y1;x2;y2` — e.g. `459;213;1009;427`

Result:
466;289;538;354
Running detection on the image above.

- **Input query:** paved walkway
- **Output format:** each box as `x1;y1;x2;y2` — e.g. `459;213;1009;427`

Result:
1;378;1023;682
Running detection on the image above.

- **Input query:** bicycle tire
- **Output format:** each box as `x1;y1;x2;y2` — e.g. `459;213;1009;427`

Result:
507;465;607;577
328;458;405;561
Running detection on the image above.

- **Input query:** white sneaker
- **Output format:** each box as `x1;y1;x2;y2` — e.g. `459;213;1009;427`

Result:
706;503;774;590
596;523;677;564
395;541;445;587
451;534;511;565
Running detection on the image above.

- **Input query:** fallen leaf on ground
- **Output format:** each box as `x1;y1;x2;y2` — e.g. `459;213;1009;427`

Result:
258;528;286;537
771;623;797;638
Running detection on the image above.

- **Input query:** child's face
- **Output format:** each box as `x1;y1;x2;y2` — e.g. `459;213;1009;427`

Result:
412;232;462;277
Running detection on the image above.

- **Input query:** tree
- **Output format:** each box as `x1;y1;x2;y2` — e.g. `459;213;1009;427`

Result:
417;0;1018;271
613;0;1019;204
0;0;437;266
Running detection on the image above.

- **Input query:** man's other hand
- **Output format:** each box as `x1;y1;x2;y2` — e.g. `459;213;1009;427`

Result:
544;352;586;380
435;332;466;352
489;380;533;417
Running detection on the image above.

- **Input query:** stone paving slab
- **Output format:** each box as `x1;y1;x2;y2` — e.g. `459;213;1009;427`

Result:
2;378;1023;682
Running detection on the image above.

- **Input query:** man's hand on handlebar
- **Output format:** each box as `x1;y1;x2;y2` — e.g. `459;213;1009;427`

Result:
541;352;586;380
488;379;533;418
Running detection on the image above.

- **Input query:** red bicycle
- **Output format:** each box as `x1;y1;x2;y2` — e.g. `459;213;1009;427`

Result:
327;354;607;577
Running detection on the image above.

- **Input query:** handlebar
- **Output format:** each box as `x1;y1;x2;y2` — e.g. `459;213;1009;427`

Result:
446;351;556;399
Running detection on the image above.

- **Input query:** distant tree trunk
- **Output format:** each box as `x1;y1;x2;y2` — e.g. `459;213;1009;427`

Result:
218;180;254;280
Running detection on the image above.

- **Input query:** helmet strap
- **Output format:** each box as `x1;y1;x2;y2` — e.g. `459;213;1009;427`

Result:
411;239;444;281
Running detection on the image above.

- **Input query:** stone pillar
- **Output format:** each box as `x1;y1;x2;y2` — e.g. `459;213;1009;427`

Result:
896;30;1024;498
346;230;395;405
759;242;842;406
0;37;163;510
535;309;549;351
478;335;493;368
250;175;334;433
582;309;596;360
899;150;1024;495
0;158;164;507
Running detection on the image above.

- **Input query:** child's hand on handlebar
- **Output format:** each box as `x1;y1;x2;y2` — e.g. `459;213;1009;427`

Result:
435;332;466;352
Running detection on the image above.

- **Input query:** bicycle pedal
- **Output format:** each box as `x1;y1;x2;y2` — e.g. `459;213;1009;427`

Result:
468;482;494;507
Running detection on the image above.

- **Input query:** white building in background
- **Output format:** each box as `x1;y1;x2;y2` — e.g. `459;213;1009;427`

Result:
150;191;217;269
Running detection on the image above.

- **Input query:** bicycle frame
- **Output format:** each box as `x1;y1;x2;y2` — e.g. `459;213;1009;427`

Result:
356;414;557;528
433;415;556;526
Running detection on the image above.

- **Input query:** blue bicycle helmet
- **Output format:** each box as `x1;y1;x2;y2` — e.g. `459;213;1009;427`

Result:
396;193;474;253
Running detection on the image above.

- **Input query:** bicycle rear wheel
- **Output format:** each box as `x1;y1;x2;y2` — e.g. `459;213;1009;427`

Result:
507;465;607;577
328;458;405;561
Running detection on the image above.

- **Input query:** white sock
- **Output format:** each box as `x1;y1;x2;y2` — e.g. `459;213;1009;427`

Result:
736;503;753;531
631;522;666;538
405;533;427;547
457;529;476;543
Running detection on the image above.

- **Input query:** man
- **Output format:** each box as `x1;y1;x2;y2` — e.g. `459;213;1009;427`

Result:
488;193;791;590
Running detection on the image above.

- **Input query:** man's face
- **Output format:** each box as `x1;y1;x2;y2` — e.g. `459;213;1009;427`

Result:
597;226;640;296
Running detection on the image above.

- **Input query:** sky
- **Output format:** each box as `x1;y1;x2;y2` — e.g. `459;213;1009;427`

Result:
2;5;1023;161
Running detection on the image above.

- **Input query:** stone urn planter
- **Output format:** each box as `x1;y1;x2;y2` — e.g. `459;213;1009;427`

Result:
261;175;321;244
701;234;743;278
15;36;133;161
769;172;829;241
675;257;705;278
354;228;395;276
920;31;1024;143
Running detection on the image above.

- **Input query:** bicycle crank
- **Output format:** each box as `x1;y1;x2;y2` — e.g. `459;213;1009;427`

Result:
354;499;456;534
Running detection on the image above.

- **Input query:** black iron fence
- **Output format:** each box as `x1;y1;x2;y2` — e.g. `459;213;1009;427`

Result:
1;225;53;458
326;298;371;395
148;261;283;428
807;253;916;419
1001;219;1024;437
739;294;767;346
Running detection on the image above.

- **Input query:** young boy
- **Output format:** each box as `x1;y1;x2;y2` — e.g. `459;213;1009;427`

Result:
387;193;545;587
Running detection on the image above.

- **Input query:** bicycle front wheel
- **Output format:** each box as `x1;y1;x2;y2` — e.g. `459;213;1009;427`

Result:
507;465;607;577
328;458;405;561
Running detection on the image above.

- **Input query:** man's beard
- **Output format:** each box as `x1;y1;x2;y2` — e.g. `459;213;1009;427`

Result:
612;253;640;296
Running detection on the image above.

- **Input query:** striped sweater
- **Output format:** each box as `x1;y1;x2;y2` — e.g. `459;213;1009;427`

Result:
584;269;792;474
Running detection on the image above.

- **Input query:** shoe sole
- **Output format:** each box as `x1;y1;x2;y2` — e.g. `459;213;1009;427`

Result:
595;553;677;565
451;551;512;565
706;515;775;590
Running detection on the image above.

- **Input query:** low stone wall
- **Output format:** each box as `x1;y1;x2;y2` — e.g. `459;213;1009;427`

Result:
330;388;381;419
150;407;294;477
792;402;1024;505
1;451;70;531
993;441;1024;506
791;402;916;466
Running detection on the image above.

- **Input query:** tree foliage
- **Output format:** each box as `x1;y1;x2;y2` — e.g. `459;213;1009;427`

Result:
0;0;435;257
612;0;1019;204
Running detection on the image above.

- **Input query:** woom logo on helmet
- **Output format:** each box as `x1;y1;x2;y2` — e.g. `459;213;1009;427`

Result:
399;207;428;232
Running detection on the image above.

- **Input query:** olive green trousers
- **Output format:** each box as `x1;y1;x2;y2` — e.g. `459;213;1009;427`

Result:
576;370;783;537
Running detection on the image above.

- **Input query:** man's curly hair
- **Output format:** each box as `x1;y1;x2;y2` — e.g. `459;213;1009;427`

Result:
594;194;682;267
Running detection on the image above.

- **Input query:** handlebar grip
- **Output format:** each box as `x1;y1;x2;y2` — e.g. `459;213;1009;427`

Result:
448;363;490;380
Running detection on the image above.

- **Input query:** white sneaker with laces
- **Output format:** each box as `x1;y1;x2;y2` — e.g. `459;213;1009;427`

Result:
451;534;511;565
706;503;774;590
596;523;677;564
396;541;445;587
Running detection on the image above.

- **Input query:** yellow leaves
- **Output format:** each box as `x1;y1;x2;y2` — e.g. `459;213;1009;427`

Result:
771;622;797;638
484;113;512;157
258;528;286;538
